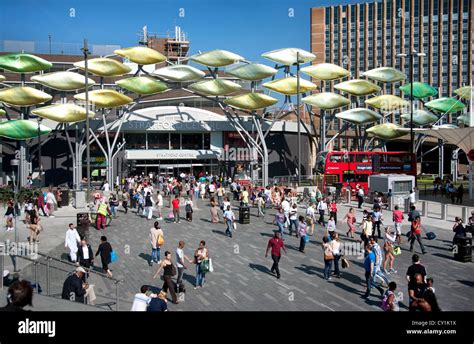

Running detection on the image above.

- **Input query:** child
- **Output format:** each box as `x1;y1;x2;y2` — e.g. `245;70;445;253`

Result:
185;197;193;222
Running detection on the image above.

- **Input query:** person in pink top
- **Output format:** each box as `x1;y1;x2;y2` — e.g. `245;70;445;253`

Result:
343;207;356;238
392;205;404;245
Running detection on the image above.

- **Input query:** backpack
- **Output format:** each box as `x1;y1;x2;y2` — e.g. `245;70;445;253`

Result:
185;203;193;213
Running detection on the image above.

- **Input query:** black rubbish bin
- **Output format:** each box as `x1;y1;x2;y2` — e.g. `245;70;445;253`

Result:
454;237;472;262
239;206;250;224
60;190;69;207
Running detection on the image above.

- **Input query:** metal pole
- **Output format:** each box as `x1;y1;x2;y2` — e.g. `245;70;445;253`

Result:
116;282;119;311
82;39;91;192
469;161;473;200
38;119;42;187
296;52;301;186
409;52;415;175
46;258;50;296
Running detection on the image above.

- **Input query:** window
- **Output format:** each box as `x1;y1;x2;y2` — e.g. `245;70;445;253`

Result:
170;133;180;149
203;133;211;149
147;133;169;149
181;133;203;150
124;133;146;149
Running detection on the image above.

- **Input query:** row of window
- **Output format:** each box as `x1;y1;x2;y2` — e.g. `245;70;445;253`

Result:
124;133;211;150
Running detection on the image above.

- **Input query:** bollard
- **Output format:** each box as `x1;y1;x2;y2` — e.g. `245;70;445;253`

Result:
461;206;469;224
0;245;4;290
441;203;447;220
346;190;351;204
421;201;427;217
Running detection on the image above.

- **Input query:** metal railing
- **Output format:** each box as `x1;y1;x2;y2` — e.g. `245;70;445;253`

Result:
1;249;123;311
272;175;321;188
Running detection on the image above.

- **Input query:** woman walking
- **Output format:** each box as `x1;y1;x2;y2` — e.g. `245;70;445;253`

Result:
329;199;338;224
331;233;342;278
153;251;179;304
343;207;356;238
210;197;220;223
383;226;397;274
28;210;42;244
149;221;164;266
45;188;57;218
327;215;337;239
95;236;113;277
322;236;334;281
298;216;308;253
194;241;209;289
184;197;193;222
4;200;14;232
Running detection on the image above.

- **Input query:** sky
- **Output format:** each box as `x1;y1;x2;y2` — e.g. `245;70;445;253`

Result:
0;0;363;64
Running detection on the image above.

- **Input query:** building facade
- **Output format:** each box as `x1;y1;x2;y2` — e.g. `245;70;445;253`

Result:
310;0;473;173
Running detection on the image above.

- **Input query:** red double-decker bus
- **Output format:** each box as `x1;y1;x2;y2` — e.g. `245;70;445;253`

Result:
316;151;416;194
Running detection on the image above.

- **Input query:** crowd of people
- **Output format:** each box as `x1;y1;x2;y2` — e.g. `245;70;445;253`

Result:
4;170;464;312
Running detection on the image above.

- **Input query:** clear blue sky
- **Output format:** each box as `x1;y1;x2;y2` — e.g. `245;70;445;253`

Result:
1;0;362;63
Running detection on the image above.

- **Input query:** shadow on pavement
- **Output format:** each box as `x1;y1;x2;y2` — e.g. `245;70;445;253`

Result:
457;280;474;287
248;263;274;276
432;252;455;260
138;253;152;263
295;264;322;276
211;230;228;237
199;218;213;223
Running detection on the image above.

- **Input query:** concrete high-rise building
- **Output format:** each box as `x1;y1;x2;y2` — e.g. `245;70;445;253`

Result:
310;0;473;132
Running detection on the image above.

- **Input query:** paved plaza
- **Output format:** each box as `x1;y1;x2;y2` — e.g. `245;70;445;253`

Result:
2;196;473;312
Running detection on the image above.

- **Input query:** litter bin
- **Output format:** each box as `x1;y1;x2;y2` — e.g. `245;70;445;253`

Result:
239;206;250;224
60;190;69;207
454;237;472;262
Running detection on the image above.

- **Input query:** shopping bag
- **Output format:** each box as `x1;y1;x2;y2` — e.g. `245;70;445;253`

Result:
168;212;175;220
209;258;214;272
110;250;118;263
304;234;310;243
233;222;237;231
341;257;350;269
393;246;402;256
200;259;210;273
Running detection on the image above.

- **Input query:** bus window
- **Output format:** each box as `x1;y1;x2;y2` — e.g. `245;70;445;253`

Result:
330;154;343;163
325;174;339;184
343;173;356;183
355;174;369;183
354;154;371;163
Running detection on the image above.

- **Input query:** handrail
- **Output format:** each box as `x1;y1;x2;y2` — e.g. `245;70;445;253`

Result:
13;252;121;311
34;251;123;283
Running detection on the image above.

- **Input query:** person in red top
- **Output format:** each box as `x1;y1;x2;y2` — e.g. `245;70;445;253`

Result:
329;200;338;224
409;216;426;254
265;232;287;279
392;205;404;245
172;195;180;224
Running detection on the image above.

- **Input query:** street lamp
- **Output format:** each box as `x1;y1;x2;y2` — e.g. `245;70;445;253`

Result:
397;50;426;175
81;39;91;192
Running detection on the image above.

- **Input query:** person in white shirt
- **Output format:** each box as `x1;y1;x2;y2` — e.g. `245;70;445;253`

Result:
131;285;154;311
357;185;364;208
45;189;57;217
306;203;316;236
102;181;110;192
288;203;299;236
65;223;81;263
176;241;193;285
156;191;164;220
317;198;328;226
223;205;235;238
222;197;231;214
281;198;291;228
409;189;416;205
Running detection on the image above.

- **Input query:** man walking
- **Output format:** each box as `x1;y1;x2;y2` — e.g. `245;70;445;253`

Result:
172;195;180;223
392;205;404;245
265;232;287;279
176;241;193;285
356;185;364;209
65;223;81;263
409;216;427;254
223;205;235;238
